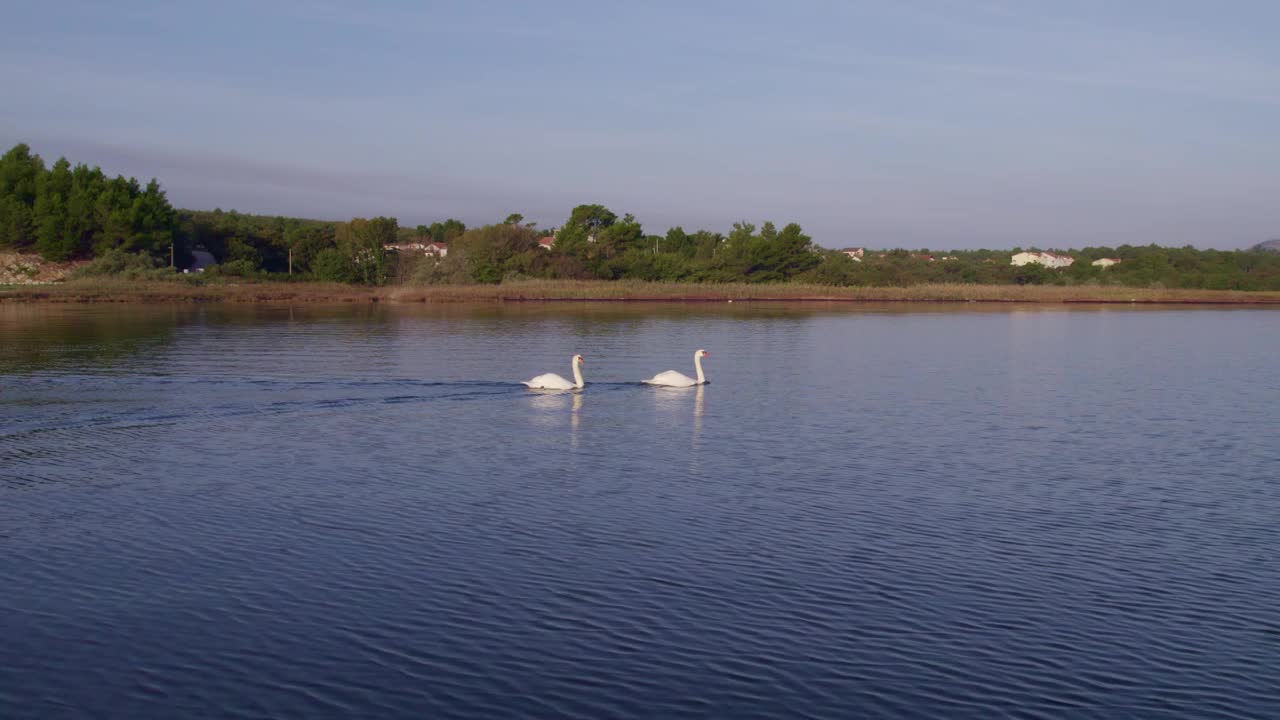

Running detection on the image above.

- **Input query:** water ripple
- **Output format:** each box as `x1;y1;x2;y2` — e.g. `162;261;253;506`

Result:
2;305;1279;719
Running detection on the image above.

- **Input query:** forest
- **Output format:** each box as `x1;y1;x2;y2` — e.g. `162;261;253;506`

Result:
3;143;1279;290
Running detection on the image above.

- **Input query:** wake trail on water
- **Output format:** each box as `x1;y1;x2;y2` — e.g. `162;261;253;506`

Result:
0;376;669;449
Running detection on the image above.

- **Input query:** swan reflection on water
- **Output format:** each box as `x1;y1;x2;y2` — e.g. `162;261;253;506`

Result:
571;391;582;449
526;388;584;448
647;382;706;448
694;383;704;441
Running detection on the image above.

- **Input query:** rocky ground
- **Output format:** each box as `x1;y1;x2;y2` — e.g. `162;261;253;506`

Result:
0;252;84;284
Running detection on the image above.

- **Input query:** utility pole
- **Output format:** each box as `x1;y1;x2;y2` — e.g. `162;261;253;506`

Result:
170;242;174;269
288;246;293;275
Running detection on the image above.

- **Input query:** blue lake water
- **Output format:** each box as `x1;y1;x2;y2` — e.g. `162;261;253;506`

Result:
2;302;1279;719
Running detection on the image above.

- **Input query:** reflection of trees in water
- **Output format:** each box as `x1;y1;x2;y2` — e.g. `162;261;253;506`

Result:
1;301;1130;377
0;306;188;374
367;301;1116;340
197;304;398;331
0;304;411;375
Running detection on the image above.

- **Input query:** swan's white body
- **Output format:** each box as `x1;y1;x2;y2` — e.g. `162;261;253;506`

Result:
643;349;709;387
523;355;585;390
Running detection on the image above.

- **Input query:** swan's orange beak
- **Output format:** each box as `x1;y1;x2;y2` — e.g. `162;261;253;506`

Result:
578;357;585;365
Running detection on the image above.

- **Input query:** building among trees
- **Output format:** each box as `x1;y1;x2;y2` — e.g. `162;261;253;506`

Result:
1012;251;1074;268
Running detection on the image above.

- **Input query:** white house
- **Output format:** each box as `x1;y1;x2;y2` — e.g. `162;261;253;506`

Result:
385;242;424;253
385;241;447;258
538;236;556;250
1092;257;1121;268
839;247;864;262
1011;251;1074;269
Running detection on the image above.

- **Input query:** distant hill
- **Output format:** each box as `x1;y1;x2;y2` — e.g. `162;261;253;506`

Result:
1253;239;1280;252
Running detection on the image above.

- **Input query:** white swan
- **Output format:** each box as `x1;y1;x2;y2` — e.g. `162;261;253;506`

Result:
523;354;585;390
643;349;709;387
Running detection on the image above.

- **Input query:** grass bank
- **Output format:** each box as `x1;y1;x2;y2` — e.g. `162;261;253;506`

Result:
3;278;1280;304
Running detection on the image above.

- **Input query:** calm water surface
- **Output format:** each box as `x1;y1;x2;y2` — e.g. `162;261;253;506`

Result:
2;302;1278;719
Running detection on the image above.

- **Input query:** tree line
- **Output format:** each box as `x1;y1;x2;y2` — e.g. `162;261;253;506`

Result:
0;143;177;261
3;142;1278;290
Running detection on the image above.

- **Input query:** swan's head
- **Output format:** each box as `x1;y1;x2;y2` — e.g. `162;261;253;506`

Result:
696;349;709;359
574;354;585;365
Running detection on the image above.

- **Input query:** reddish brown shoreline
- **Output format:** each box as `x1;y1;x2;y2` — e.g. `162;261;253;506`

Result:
4;280;1280;305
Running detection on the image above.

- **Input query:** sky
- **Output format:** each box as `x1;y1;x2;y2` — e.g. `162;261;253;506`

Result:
2;0;1278;250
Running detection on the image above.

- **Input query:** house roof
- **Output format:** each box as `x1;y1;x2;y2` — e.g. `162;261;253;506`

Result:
1017;251;1072;259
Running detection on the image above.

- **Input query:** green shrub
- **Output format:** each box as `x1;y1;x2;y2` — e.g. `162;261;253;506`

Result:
72;249;162;278
311;248;355;283
409;255;470;285
203;258;260;278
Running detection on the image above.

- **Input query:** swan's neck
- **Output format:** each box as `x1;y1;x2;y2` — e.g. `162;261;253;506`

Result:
694;353;705;384
572;360;584;388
